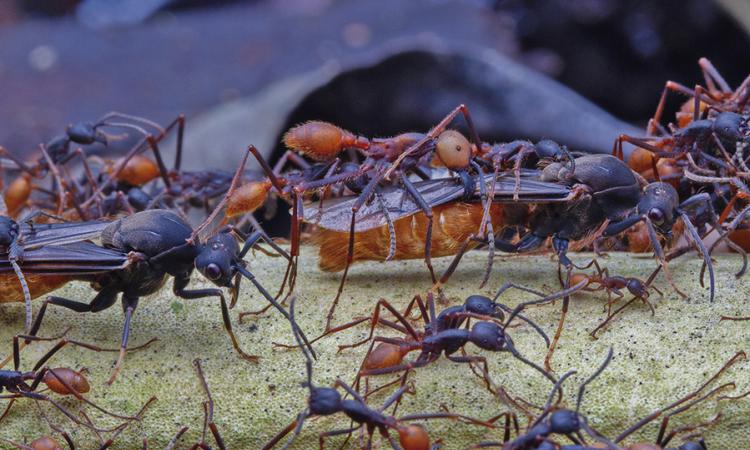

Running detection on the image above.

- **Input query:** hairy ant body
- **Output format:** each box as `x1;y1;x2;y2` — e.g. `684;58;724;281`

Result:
10;147;315;384
475;348;617;450
0;331;154;434
263;297;495;450
283;283;584;405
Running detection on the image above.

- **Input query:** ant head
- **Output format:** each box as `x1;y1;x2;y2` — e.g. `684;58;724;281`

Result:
0;217;18;247
397;424;430;450
464;295;504;320
308;386;342;416
637;182;679;236
675;441;706;450
66;122;106;145
195;231;239;288
548;409;581;434
436;130;472;170
713;111;745;142
626;278;648;299
469;322;506;351
535;139;564;160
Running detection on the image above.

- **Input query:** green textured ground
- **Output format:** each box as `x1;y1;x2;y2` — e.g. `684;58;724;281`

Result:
0;248;748;449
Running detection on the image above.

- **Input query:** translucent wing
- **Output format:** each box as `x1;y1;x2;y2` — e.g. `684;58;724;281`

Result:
304;174;571;232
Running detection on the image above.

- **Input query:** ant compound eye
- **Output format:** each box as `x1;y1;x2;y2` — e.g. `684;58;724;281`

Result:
648;207;665;224
204;263;222;281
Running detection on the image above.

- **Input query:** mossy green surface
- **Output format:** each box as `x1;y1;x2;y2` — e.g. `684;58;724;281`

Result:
0;248;748;449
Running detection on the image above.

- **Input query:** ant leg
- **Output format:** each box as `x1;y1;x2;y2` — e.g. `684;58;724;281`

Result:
318;426;361;450
643;217;688;299
234;266;316;359
165;426;190;450
21;334;155;372
327;169;386;331
28;290;119;343
615;352;746;444
193;359;227;450
402;175;435;283
107;299;138;385
338;299;420;351
447;353;495;392
173;275;258;363
544;267;571;372
698;57;731;93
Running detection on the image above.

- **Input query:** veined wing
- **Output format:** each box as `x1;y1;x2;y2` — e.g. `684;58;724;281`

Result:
15;220;111;251
0;241;129;275
304;174;571;232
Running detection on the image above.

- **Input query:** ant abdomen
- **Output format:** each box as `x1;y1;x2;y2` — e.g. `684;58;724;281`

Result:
284;121;368;161
43;367;91;395
29;436;65;450
226;180;272;218
362;342;406;371
397;424;430;450
435;129;472;170
112;154;160;186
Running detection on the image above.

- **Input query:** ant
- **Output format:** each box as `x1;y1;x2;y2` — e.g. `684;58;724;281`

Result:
474;348;617;449
263;296;496;450
0;113;174;216
285;105;496;330
292;283;585;405
21;146;316;384
0;330;155;434
566;260;663;338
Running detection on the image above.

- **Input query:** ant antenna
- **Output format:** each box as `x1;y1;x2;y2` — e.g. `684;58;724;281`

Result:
234;265;316;359
289;296;313;389
532;370;577;428
677;209;715;301
502;280;587;332
576;347;613;414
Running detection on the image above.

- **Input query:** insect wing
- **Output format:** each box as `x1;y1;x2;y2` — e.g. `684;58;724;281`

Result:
16;220;110;251
0;241;129;274
304;174;571;232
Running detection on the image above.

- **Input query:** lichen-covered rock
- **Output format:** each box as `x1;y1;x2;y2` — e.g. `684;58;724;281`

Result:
0;248;747;448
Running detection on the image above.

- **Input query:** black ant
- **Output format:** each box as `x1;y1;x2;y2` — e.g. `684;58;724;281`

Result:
474;348;617;449
21;146;316;384
263;296;496;450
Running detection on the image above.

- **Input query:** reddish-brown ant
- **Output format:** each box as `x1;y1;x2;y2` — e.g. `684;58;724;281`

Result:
569;259;662;315
285;105;494;330
0;331;155;433
282;283;583;406
263;297;496;450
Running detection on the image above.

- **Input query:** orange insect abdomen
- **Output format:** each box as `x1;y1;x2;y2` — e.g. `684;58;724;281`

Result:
314;202;506;272
225;181;272;218
729;226;750;252
43;367;91;395
30;437;65;450
362;342;407;371
0;274;71;303
284;121;367;161
4;174;32;216
112;155;161;186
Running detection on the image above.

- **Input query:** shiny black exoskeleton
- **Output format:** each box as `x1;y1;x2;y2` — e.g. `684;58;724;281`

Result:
27;209;312;383
509;154;715;300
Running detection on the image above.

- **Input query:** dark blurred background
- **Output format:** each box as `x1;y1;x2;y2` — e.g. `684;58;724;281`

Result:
1;0;749;167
